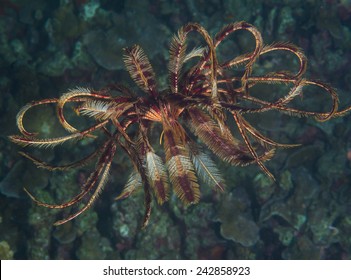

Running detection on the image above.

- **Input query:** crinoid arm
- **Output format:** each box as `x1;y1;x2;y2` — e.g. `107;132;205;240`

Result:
56;87;114;133
168;28;189;95
162;118;200;204
215;22;263;70
15;98;58;137
24;140;117;225
115;169;142;200
18;148;100;171
231;111;274;180
188;143;226;192
145;150;170;205
186;107;251;165
53;156;112;226
9;120;109;148
123;45;157;97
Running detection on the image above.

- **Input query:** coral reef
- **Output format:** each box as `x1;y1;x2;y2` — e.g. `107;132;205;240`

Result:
217;189;260;247
0;241;14;260
1;0;351;260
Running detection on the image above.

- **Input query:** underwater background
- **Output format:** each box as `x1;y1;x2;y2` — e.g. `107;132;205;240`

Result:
1;0;351;260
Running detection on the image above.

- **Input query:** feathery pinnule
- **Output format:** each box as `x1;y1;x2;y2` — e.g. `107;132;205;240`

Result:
189;145;225;192
115;169;142;201
145;151;170;205
187;107;249;165
169;28;187;95
162;118;200;204
123;45;157;97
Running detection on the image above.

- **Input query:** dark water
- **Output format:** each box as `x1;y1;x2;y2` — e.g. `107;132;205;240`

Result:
0;0;351;260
